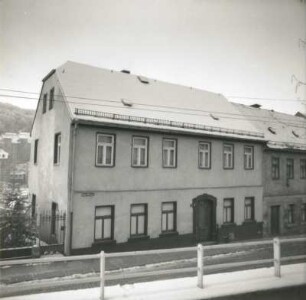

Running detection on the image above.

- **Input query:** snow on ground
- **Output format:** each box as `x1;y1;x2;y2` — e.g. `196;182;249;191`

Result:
2;263;306;300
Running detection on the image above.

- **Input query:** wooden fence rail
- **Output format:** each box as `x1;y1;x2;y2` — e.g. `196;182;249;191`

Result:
0;236;306;299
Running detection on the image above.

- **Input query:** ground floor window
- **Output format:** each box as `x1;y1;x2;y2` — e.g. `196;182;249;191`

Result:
287;204;295;224
223;198;234;223
130;204;147;236
94;206;114;241
244;197;254;221
31;194;36;217
161;202;176;233
301;204;306;223
51;202;58;235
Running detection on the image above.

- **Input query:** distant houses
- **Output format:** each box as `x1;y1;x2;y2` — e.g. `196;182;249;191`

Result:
29;61;306;255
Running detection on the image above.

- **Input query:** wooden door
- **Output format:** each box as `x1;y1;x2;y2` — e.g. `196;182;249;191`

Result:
270;205;280;236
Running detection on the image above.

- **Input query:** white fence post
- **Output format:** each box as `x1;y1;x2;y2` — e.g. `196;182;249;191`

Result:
273;237;281;277
100;251;105;300
197;243;204;288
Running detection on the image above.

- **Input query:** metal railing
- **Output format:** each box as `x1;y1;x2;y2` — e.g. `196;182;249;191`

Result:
0;236;305;299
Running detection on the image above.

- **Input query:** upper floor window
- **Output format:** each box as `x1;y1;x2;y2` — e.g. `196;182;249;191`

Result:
130;204;147;236
132;136;148;167
286;158;294;179
54;133;61;165
42;93;47;114
272;157;280;179
199;142;211;169
161;202;177;233
94;206;114;241
34;139;39;164
244;146;254;170
223;144;234;169
244;197;254;221
96;134;115;167
49;88;54;110
300;159;306;179
162;139;177;168
223;198;234;223
287;204;295;224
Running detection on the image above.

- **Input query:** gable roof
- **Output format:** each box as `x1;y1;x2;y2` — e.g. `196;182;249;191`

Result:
233;103;306;151
54;61;264;141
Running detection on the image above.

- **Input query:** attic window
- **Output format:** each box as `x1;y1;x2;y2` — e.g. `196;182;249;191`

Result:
250;104;261;108
292;130;299;138
210;113;219;120
121;70;130;74
137;76;149;84
268;127;276;134
121;99;133;107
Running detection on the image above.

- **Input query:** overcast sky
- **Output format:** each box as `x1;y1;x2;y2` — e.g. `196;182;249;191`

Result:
0;0;305;114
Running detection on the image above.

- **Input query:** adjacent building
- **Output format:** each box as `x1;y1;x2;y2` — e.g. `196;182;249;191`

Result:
29;61;267;254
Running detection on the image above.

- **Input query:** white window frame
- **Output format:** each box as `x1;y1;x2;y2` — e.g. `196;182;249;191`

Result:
223;144;234;169
162;139;177;168
132;136;148;167
130;204;147;236
199;142;211;169
94;206;114;241
223;198;234;223
161;202;176;233
244;145;254;169
96;134;115;167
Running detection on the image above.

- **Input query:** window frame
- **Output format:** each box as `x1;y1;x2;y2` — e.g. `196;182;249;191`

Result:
161;202;177;233
130;204;148;237
95;133;116;167
244;197;255;221
162;138;177;168
271;157;280;180
42;93;48;114
131;136;149;168
223;198;234;224
49;87;55;110
301;203;306;223
54;132;61;165
244;145;254;170
94;205;115;241
300;159;306;179
286;158;294;179
223;143;234;169
34;139;39;164
198;141;211;169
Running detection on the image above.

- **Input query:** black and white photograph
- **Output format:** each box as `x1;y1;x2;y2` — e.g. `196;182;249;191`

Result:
0;0;306;299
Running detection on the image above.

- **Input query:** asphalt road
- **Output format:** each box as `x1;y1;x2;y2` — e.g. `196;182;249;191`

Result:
0;239;305;297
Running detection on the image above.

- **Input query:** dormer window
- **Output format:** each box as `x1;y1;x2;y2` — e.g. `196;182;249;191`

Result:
137;76;149;84
268;127;276;134
292;130;299;138
121;99;133;107
210;113;219;120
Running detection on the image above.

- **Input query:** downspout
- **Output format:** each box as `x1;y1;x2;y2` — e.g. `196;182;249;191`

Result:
64;122;77;255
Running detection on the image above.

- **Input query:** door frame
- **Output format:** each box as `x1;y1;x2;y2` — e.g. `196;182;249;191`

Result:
192;194;217;241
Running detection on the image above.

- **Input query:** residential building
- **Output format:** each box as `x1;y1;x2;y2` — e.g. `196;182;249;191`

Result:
234;104;306;236
29;61;266;254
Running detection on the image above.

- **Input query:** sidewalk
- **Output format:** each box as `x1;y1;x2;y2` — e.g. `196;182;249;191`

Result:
2;263;306;300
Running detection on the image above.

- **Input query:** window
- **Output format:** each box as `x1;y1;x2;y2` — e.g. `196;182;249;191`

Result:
34;139;39;164
244;197;254;221
54;133;61;164
51;202;58;235
223;198;234;223
42;93;47;113
49;88;54;110
31;194;36;217
272;157;280;179
288;204;295;224
162;139;177;168
244;146;254;169
301;204;306;222
94;206;114;241
199;142;211;169
96;134;115;167
286;158;294;179
300;159;306;179
223;144;234;169
161;202;176;233
130;204;147;236
132;137;148;167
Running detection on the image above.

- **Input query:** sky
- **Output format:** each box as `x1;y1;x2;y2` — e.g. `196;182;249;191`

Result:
0;0;305;114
